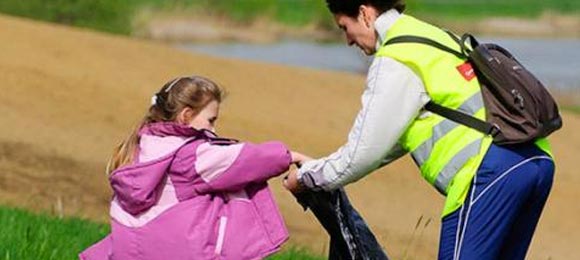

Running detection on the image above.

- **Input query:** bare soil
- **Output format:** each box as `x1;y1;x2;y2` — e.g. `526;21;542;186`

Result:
1;14;579;259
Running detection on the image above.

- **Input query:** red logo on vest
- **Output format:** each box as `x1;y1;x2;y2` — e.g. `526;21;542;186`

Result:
456;62;476;81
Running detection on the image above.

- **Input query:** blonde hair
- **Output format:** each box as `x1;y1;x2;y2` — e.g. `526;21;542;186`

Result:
107;76;224;175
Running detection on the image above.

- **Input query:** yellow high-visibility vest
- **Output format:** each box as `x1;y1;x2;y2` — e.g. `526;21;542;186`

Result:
376;14;552;217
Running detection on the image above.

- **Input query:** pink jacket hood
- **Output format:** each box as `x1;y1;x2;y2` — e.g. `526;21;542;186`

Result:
109;123;211;215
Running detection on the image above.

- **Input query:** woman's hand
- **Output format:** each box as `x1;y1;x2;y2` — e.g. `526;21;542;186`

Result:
290;151;312;167
285;151;311;193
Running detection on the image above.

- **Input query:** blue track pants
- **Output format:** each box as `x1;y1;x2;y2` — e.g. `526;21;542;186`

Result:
438;142;554;260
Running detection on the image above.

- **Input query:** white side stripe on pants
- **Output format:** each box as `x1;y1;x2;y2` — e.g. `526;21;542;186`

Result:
452;155;552;260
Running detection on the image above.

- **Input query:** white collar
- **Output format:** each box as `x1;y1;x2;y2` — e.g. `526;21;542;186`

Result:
374;9;402;50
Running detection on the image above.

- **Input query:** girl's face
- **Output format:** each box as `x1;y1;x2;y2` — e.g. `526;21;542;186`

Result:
189;100;219;132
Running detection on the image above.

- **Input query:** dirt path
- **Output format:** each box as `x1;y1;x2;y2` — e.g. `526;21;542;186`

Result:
1;14;579;259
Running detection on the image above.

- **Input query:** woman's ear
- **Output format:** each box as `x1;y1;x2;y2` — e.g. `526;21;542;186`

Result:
177;107;195;125
359;5;376;29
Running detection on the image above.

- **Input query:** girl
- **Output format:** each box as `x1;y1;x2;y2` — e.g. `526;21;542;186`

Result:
80;76;309;260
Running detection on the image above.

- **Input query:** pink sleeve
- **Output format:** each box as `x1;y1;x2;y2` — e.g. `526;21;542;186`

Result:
192;141;291;193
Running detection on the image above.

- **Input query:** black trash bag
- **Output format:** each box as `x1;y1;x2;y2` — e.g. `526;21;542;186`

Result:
294;188;388;260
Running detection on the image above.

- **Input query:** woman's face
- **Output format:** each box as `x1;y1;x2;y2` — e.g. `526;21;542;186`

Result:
188;100;219;132
334;10;378;56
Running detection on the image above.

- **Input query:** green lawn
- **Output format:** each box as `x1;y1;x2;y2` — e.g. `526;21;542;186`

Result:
0;206;323;260
0;206;109;260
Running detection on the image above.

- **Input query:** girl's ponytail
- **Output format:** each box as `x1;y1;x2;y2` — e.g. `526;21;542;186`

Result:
106;117;146;175
106;76;224;175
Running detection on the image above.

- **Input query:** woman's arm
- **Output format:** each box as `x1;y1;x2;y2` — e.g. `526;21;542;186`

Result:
296;57;429;191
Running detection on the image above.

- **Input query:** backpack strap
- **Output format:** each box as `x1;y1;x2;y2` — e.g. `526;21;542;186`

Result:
384;35;468;59
425;101;500;137
383;34;499;137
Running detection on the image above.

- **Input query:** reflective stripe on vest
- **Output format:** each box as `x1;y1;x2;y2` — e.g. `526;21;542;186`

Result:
433;138;482;194
411;92;485;168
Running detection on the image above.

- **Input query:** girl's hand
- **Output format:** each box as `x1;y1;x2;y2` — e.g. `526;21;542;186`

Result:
290;151;312;167
283;168;304;193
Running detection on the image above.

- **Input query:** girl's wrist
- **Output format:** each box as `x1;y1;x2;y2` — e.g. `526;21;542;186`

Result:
295;170;306;190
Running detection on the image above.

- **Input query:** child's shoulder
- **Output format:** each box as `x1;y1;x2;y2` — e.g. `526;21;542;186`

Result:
198;129;240;146
177;134;243;157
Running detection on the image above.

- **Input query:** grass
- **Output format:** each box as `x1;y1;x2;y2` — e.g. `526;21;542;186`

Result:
0;206;109;260
407;0;580;19
561;105;580;114
146;0;332;27
0;0;334;34
0;0;135;34
0;0;578;36
269;248;325;260
0;206;323;260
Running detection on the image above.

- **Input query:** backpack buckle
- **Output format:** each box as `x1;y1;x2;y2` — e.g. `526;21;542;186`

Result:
488;124;501;137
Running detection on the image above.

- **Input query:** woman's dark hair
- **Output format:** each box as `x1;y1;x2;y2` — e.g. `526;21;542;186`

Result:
326;0;406;17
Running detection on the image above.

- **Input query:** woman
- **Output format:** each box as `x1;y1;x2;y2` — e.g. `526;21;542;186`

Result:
285;1;555;259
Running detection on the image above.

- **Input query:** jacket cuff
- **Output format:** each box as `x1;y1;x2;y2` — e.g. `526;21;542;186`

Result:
297;170;322;191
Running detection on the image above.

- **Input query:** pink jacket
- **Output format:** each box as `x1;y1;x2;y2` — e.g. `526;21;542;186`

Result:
80;122;291;260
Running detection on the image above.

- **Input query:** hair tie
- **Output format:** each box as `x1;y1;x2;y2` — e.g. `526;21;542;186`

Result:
150;95;158;106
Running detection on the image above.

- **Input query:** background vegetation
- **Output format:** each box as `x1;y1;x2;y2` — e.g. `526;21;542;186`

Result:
0;0;578;35
407;0;580;18
0;206;109;260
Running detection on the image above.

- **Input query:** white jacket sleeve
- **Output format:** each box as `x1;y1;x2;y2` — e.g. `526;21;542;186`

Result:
298;56;430;191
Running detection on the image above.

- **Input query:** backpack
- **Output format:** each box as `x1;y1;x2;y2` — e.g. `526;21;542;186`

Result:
384;33;563;145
